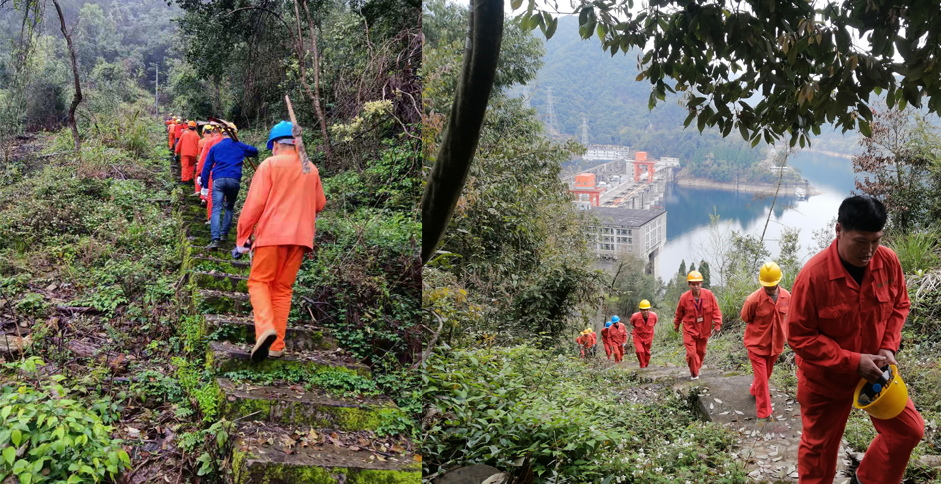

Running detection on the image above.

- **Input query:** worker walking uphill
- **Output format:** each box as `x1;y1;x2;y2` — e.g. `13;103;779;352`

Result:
198;127;224;207
576;330;591;358
175;121;201;184
788;196;923;484
201;124;259;249
674;271;722;380
630;300;657;368
601;320;613;359
608;316;628;363
236;121;326;362
740;262;791;420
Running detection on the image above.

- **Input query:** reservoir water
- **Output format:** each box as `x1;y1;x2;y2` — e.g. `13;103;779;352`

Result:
658;151;858;282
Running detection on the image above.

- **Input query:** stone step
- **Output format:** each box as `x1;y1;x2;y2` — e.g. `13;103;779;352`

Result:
189;243;242;259
232;422;420;484
192;270;249;293
205;314;337;351
197;289;252;315
191;256;251;275
208;341;370;377
218;378;398;430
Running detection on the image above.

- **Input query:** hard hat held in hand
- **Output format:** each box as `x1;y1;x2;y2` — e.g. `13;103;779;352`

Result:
639;299;651;309
687;270;703;282
853;364;909;420
759;262;782;287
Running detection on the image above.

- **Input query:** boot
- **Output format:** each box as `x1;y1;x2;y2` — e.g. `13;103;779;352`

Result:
207;239;220;250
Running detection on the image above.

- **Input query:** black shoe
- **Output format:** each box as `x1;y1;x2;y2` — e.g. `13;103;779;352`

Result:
849;470;862;484
207;239;220;250
251;329;277;363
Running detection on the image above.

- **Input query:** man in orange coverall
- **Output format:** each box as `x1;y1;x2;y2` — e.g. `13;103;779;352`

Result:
196;125;222;201
788;196;923;484
601;320;613;359
741;261;791;420
630;300;657;368
175;121;201;183
167;116;178;151
674;270;721;380
235;121;326;362
587;327;597;357
607;315;628;363
193;125;212;197
576;330;591;358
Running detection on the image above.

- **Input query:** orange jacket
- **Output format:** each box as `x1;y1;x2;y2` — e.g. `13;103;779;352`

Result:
576;334;592;348
168;123;177;147
787;240;910;395
199;133;223;164
630;311;658;339
588;331;597;346
601;327;610;345
174;123;184;139
608;322;628;345
674;289;722;337
236;151;327;250
175;128;201;157
741;287;791;356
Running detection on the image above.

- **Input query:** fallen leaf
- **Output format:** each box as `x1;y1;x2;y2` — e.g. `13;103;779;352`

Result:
127;427;141;438
349;446;360;451
414;455;422;462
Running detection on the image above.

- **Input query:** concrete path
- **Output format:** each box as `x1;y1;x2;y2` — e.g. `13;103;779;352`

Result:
613;360;856;483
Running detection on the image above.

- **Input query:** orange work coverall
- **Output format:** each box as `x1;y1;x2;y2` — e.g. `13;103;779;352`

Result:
630;311;657;368
236;151;326;354
175;128;201;182
674;289;722;377
576;334;590;358
608;322;628;363
196;133;223;199
740;287;791;418
601;326;612;359
788;241;923;484
168;122;177;149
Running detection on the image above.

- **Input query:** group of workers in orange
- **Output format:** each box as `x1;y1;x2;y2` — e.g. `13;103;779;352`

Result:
164;114;327;364
582;196;923;484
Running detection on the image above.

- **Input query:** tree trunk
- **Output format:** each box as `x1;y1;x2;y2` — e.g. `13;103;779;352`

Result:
52;0;82;155
420;0;504;264
295;0;334;169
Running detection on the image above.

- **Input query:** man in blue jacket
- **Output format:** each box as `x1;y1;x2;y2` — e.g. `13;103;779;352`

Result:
200;125;259;249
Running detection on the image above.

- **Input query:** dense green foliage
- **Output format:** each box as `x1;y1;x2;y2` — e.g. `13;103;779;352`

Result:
423;0;599;343
422;346;748;482
519;0;941;150
0;364;130;484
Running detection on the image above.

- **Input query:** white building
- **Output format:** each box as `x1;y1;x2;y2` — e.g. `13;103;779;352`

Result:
586;206;667;275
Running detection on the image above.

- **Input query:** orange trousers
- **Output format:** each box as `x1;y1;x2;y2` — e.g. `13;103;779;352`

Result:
633;333;652;368
247;245;306;353
181;155;197;182
797;385;923;484
683;333;708;377
205;175;213;218
603;343;612;359
747;351;778;418
612;343;624;362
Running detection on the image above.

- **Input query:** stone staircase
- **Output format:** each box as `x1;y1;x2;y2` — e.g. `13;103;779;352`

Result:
175;192;420;483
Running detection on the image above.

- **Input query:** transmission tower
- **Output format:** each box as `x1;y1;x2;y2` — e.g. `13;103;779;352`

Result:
544;87;561;136
580;116;589;145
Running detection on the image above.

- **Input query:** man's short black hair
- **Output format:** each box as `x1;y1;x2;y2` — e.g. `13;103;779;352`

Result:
838;195;887;233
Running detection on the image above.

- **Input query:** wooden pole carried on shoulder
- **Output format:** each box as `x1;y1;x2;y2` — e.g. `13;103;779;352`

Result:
284;95;312;174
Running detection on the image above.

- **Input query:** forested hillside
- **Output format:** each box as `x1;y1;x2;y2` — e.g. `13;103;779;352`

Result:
0;0;421;481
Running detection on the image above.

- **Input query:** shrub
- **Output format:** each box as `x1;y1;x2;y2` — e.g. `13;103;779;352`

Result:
0;377;131;483
422;345;747;482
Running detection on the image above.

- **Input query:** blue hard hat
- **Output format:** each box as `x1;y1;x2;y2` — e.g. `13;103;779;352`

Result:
611;315;620;322
266;121;294;150
605;321;612;328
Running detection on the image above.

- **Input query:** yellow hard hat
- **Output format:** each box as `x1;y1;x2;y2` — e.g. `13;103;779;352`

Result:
639;299;651;309
853;364;908;420
687;270;704;283
759;262;782;287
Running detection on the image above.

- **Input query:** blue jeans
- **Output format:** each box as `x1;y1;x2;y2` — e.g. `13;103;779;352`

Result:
211;177;240;241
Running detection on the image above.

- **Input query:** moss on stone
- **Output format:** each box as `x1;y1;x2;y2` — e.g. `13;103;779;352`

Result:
233;460;420;484
211;351;367;377
221;392;395;430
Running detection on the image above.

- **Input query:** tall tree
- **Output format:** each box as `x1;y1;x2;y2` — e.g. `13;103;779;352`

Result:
420;0;503;263
52;0;82;154
852;106;941;232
